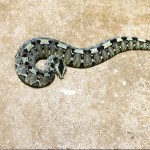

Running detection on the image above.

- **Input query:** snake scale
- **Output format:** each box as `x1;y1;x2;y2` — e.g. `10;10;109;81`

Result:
15;37;150;88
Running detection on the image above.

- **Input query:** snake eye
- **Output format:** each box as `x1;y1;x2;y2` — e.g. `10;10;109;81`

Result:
25;62;29;65
53;57;58;63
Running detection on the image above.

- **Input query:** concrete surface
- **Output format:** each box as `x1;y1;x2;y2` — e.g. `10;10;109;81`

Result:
0;0;150;149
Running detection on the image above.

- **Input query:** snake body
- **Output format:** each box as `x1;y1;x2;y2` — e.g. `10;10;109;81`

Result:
15;37;150;88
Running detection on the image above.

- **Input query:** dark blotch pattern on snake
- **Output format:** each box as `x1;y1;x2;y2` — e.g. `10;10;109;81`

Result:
15;37;150;88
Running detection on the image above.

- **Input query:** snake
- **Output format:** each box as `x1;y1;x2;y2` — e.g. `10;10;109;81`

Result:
15;36;150;88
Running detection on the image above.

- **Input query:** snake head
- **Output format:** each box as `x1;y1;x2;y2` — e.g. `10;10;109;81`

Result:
45;55;67;79
53;56;67;79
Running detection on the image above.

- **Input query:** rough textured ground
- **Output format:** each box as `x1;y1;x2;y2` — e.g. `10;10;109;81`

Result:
0;0;150;149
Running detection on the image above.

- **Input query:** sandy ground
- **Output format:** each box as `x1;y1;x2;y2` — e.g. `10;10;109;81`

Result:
0;0;150;149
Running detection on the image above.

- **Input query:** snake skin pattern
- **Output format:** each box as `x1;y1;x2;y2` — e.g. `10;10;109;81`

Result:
15;37;150;88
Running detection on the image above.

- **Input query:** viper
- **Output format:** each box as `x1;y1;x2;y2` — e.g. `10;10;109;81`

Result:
15;37;150;88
